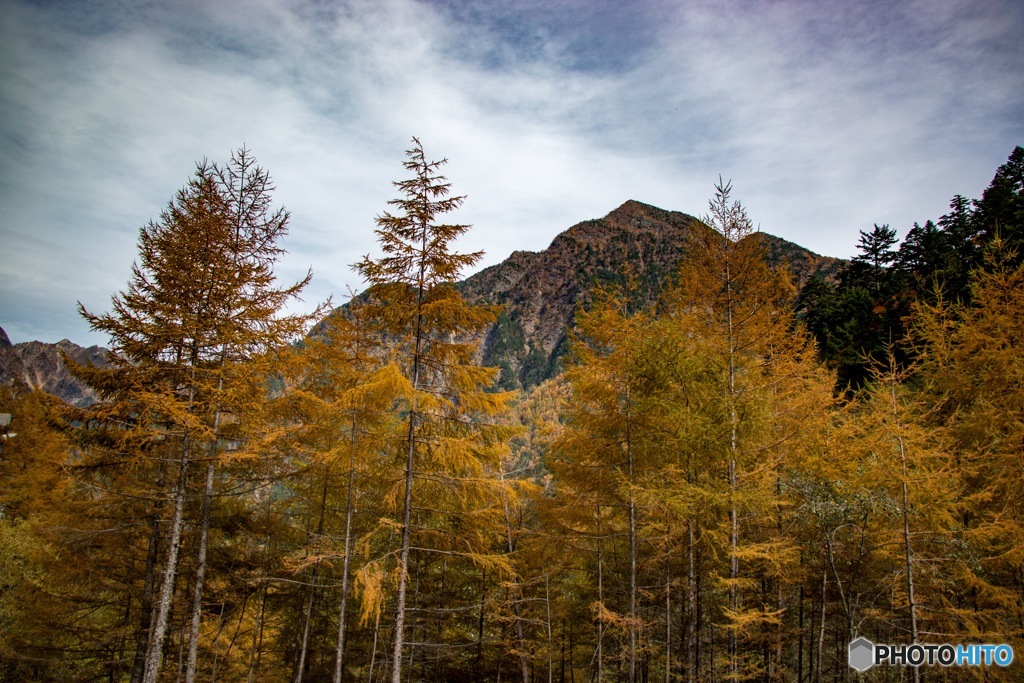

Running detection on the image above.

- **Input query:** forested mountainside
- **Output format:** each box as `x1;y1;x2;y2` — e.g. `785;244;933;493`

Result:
1;144;1021;683
458;199;840;389
0;325;107;406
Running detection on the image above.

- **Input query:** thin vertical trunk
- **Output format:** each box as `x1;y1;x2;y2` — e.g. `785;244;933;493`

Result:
816;557;827;683
366;602;382;683
569;618;575;683
893;395;919;683
725;251;740;682
367;528;395;683
142;427;193;683
295;569;319;683
476;570;487;683
626;402;637;683
214;592;247;683
695;565;702;681
247;492;273;683
185;453;217;683
333;420;359;683
132;460;167;683
546;573;553;683
186;358;229;683
775;478;784;682
248;583;267;683
499;465;530;683
435;558;448;681
596;505;604;683
664;552;671;683
405;562;421;683
798;585;804;683
686;515;696;683
296;477;331;683
390;208;429;683
560;619;565;683
390;367;417;683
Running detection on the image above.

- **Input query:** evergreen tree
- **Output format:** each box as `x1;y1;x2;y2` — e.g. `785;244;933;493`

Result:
67;150;317;683
973;146;1024;256
664;179;829;680
550;284;657;683
848;223;899;294
354;138;518;683
896;220;950;300
937;194;981;300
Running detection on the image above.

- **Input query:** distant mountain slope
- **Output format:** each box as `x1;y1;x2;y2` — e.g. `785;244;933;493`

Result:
0;326;108;406
458;200;840;389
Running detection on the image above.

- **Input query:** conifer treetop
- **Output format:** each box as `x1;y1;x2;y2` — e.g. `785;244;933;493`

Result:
356;137;483;288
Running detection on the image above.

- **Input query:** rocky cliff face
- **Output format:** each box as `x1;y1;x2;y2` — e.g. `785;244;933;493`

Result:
0;326;108;406
458;200;840;389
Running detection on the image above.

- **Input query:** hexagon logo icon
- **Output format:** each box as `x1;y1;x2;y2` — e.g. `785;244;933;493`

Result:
849;637;875;672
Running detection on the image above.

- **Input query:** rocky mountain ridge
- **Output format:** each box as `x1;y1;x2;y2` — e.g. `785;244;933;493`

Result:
459;200;840;388
0;326;108;406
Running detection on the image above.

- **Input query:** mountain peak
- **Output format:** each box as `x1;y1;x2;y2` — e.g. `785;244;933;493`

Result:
460;200;838;390
0;332;108;406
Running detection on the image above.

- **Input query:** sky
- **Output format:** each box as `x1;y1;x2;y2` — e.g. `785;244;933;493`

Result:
1;0;1022;347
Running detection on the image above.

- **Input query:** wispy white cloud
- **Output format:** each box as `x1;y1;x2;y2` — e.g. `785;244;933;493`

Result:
1;0;1021;345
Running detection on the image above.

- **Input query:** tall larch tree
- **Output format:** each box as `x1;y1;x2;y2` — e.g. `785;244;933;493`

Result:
68;150;318;683
550;284;654;683
354;138;518;683
663;179;829;681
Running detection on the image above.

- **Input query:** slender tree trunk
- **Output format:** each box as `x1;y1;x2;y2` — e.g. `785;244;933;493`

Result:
367;602;382;683
186;364;229;683
726;257;740;682
798;585;804;683
686;515;696;683
142;429;193;683
215;592;248;683
368;528;395;683
546;573;554;683
248;575;267;683
247;493;273;683
390;212;428;683
499;465;530;683
476;570;487;683
185;454;217;683
391;423;416;683
295;568;319;683
695;563;702;681
435;557;448;680
816;557;827;683
596;505;604;683
775;477;785;682
334;429;358;683
569;617;575;683
296;477;331;683
132;460;167;683
626;402;637;683
664;551;672;683
406;566;421;683
891;379;919;683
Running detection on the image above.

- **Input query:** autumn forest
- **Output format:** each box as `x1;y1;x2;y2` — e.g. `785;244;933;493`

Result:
1;141;1022;683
